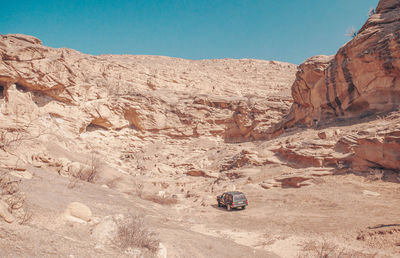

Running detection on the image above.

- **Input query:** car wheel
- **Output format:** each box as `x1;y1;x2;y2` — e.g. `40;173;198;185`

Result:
227;204;231;211
217;201;221;207
242;206;246;210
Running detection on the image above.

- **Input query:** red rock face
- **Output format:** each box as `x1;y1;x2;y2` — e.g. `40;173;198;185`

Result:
284;0;400;128
270;0;400;174
352;131;400;171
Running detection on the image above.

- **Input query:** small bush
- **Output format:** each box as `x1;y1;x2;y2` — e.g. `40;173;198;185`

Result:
0;171;20;195
69;153;101;186
19;206;33;225
345;26;358;39
75;166;96;183
0;115;47;151
368;8;376;17
301;240;345;257
0;171;30;224
86;153;101;182
135;184;144;198
299;240;377;258
116;214;160;252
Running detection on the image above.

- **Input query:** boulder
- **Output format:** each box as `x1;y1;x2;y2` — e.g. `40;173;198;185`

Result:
65;202;92;222
275;176;312;188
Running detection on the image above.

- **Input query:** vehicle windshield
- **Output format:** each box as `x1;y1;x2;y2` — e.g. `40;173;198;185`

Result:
233;194;246;200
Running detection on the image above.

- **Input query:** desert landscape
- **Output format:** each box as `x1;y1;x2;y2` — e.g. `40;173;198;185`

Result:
0;0;399;257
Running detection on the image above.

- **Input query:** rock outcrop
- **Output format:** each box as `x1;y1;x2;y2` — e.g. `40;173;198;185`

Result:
0;0;397;207
0;34;296;143
0;33;297;195
283;0;400;128
272;112;400;173
263;0;400;174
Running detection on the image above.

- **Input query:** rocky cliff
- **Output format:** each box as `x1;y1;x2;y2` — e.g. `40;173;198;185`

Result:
269;0;400;173
283;0;400;128
0;34;296;143
0;33;298;193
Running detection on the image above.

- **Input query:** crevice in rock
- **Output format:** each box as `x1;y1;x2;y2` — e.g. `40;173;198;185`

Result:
15;83;28;93
341;53;360;106
330;61;345;116
123;108;143;131
371;37;395;73
86;122;107;132
80;117;112;133
325;64;338;116
12;81;57;107
32;91;54;107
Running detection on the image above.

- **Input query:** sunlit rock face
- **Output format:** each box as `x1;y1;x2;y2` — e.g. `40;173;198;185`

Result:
283;0;400;128
0;34;297;143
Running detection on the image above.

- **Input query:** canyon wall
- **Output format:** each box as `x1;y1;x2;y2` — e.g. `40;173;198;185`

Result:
283;0;400;128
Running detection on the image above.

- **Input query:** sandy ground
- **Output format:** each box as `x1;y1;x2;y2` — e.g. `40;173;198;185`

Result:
1;147;399;257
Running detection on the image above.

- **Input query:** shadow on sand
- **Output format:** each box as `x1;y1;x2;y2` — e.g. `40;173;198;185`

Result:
210;204;247;212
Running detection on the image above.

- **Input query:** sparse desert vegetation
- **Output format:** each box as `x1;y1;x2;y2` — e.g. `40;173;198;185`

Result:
0;0;399;257
116;214;160;252
298;240;377;258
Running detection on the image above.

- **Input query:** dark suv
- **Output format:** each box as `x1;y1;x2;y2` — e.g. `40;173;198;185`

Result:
217;191;248;211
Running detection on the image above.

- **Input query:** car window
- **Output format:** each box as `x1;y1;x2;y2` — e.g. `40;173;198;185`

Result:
233;194;246;200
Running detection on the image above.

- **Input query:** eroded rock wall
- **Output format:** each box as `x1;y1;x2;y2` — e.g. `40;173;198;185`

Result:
283;0;400;128
0;34;297;143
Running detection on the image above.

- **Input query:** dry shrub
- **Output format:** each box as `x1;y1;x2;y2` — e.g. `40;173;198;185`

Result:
6;192;25;209
84;153;101;182
299;240;377;258
0;171;20;195
0;171;30;224
0;114;47;152
75;166;96;183
116;214;159;252
0;129;25;151
135;184;144;198
19;208;33;225
365;168;384;182
301;241;345;258
144;194;177;205
69;153;101;187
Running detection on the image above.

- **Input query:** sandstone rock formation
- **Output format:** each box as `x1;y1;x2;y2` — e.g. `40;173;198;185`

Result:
0;33;298;197
273;111;400;173
268;0;400;174
0;1;400;256
0;34;296;144
283;0;400;128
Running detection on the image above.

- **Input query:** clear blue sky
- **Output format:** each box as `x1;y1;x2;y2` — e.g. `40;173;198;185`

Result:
1;0;379;64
